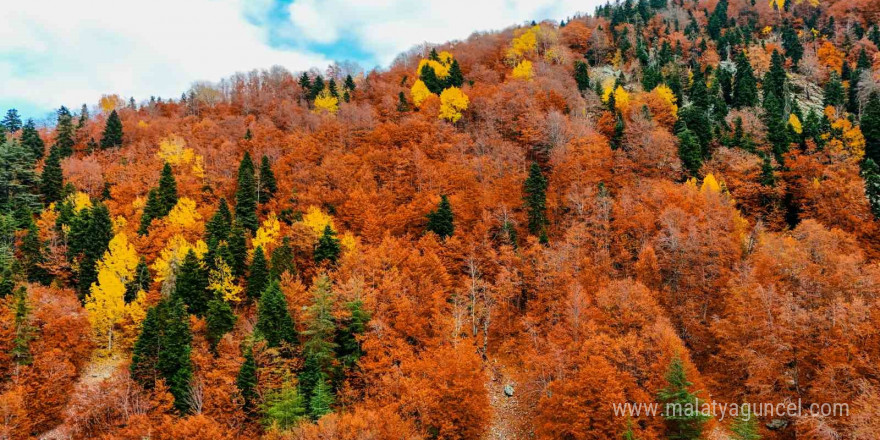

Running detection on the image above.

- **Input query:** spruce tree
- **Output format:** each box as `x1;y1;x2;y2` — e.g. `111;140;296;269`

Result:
420;64;443;94
299;73;312;95
677;127;703;176
732;51;758;108
262;381;307;429
446;59;464;88
574;60;591;93
658;357;709;440
228;223;248;279
11;287;33;365
344;74;356;94
257;155;277;205
334;299;370;368
314;225;341;264
21;219;50;285
255;280;296;348
54;106;76;158
236;345;258;410
863;158;880;219
40;146;64;204
100;110;124;149
688;67;709;109
174;250;209;316
206;198;232;244
269;237;296;280
131;304;162;386
426;195;454;239
309;76;325;101
206;297;236;352
523;163;548;242
763;50;786;103
156;297;193;414
235;152;259;232
308;378;334;420
823;71;845;108
2;109;22;133
138;189;162;235
77;104;90;129
781;22;803;66
300;275;338;413
157;163;178;215
729;404;761;440
20;119;45;160
862;92;880;164
247;246;269;300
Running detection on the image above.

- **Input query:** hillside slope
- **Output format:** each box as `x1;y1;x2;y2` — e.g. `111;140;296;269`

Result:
3;0;880;439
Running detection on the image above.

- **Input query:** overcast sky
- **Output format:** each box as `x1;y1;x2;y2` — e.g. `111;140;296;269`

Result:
0;0;600;122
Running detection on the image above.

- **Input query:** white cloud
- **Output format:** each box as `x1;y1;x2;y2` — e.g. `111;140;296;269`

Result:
286;0;598;66
0;0;331;116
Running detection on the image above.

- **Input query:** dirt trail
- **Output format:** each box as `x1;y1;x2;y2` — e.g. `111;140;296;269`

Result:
485;359;528;440
39;354;123;440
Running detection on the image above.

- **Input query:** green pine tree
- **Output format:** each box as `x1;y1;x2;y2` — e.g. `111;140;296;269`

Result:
314;225;341;264
247;246;269;300
100;110;124;149
174;250;209;316
235;152;259;232
523;163;548;241
131;304;162;386
206;198;233;244
823;71;845;108
2;109;22;133
125;257;150;303
157;297;194;414
763;50;787;103
863;158;880;219
677;127;703;176
862;92;880;164
729;404;761;440
334;299;370;368
236;344;258;411
426;195;454;239
206;297;236;352
40;146;64;204
20;119;45;160
269;237;296;280
308;377;334;420
11;287;33;365
255;280;297;348
420;64;444;94
257;155;277;205
54;106;76;158
262;380;307;430
781;21;803;66
138;188;162;235
446;59;464;88
657;357;709;440
732;51;759;108
574;60;591;93
228;223;249;279
21;218;50;285
157;163;178;215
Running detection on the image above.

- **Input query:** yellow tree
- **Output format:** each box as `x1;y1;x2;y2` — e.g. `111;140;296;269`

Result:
314;89;339;114
85;232;139;351
439;87;469;123
411;80;433;108
166;197;202;230
252;212;281;251
208;258;242;303
512;60;534;80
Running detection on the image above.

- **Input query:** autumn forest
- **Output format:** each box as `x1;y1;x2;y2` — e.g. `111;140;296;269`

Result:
2;0;880;438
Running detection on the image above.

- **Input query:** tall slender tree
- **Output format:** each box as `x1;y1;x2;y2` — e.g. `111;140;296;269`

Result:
100;110;124;149
235;152;259;232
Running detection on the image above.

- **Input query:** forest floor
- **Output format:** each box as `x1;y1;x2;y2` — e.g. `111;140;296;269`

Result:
486;358;528;440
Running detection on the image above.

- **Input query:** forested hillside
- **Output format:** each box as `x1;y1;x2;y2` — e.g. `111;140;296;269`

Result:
2;0;880;438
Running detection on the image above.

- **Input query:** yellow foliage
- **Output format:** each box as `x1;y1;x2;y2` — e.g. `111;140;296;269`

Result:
439;87;470;123
509;26;538;60
68;191;93;213
543;46;565;64
341;232;357;252
120;290;148;350
166;197;202;229
137;120;148;129
411;80;434;108
253;213;281;251
302;206;335;236
418;59;450;79
152;234;207;284
208;258;242;303
313;89;339;115
685;177;698;188
157;135;193;166
436;51;454;66
99;94;123;113
653;84;678;117
512;60;534;80
113;216;127;233
85;232;139;351
603;85;631;112
700;173;722;193
829;118;865;159
788;114;803;134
